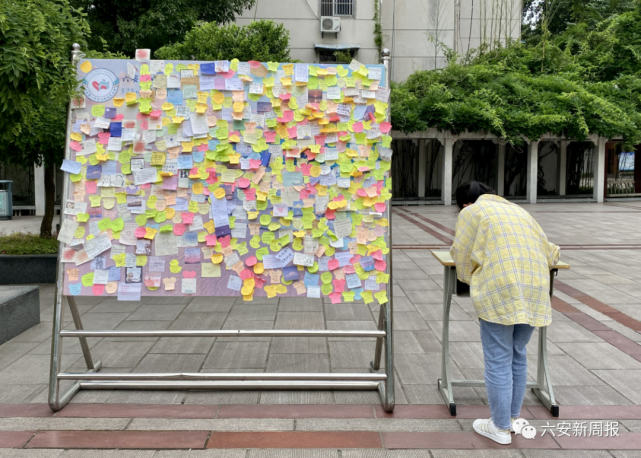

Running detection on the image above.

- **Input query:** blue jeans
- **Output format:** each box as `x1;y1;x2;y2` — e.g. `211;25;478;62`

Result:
479;319;535;430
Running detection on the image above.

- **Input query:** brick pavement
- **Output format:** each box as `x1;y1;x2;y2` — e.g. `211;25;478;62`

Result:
0;202;640;454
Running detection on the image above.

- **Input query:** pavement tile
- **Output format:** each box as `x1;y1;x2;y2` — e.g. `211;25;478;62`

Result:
203;341;269;369
217;405;375;418
127;418;294;431
0;417;129;431
155;451;246;458
0;430;34;448
127;305;187;322
557;343;641;370
383;431;560;449
259;391;335;405
591;370;641;404
275;313;326;330
56;404;219;418
296;418;461;432
0;404;53;418
206;431;383;449
0;450;65;458
184;391;261;405
247;450;338;458
269;338;328;354
555;432;641;449
527;405;641;420
522;451;613;457
26;430;209;449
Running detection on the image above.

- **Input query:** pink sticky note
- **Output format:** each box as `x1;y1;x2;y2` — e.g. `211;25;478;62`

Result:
183;270;197;278
333;279;346;293
278;111;294;123
189;166;199;176
140;121;148;130
315;135;326;145
140;183;151;189
350;255;362;264
254;276;266;288
375;202;386;212
205;234;217;246
69;141;81;152
150;109;162;118
249;61;261;68
217;70;236;79
173;224;186;236
219;236;231;248
372;250;384;261
92;284;105;296
287;126;298;139
97;132;111;144
244;188;256;200
206;174;217;185
343;265;356;274
246;256;257;266
181;212;194;224
240;269;252;281
238;178;250;188
300;163;312;176
249;159;261;169
162;176;178;190
198;143;208;152
380;122;392;133
329;292;343;304
264;132;277;143
114;114;124;121
85;181;97;194
352;122;363;133
140;74;152;82
325;209;336;220
328;259;340;271
356;189;368;197
135;227;147;238
134;140;146;153
375;260;387;271
299;190;310;200
368;112;376;122
279;93;292;101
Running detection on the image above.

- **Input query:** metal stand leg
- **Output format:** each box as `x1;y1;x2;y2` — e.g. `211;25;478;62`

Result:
531;270;560;417
371;304;385;371
48;295;102;411
438;266;456;415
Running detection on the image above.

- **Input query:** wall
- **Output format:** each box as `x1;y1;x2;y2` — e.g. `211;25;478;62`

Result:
238;0;522;82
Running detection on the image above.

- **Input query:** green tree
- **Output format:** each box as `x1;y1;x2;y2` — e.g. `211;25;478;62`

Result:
155;20;293;62
71;0;255;56
0;0;89;237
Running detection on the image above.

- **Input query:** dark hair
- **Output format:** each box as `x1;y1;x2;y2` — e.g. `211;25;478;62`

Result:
455;181;495;210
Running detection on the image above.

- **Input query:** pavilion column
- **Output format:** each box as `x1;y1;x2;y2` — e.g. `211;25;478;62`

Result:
526;140;540;204
442;137;456;206
497;143;506;196
418;139;427;198
558;140;568;196
34;163;46;216
593;137;607;202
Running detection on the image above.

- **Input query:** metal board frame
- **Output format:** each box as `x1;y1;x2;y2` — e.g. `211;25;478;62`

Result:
48;46;395;411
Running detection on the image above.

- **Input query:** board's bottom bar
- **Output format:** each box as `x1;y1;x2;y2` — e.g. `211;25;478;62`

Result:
78;381;383;390
60;372;387;382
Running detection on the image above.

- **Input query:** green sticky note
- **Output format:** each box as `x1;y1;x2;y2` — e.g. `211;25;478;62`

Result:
81;272;94;287
261;231;275;244
321;272;333;284
256;247;269;261
135;214;147;226
267;62;280;72
321;284;333;295
250;235;261;249
98;218;112;232
260;214;271;226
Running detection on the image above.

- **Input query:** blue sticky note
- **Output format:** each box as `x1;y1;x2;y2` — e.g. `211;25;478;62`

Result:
177;155;193;169
104;107;117;119
200;63;216;74
352;287;365;300
215;224;231;237
60;159;82;174
183;232;199;245
173;198;189;211
102;161;117;175
107;266;121;282
360;256;376;272
69;283;82;295
192;151;204;163
304;272;319;287
167;89;183;105
283;265;300;282
260;152;271;167
282;171;303;186
86;165;102;180
110;122;122;137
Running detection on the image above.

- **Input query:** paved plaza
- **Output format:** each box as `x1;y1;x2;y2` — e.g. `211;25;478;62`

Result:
1;202;641;455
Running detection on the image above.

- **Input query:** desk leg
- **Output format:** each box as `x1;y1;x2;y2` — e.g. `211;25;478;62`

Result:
438;266;456;416
531;269;560;417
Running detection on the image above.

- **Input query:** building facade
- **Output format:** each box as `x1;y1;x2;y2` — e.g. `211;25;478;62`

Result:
237;0;522;82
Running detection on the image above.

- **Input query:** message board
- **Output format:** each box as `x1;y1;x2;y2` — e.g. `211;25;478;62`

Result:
59;57;393;303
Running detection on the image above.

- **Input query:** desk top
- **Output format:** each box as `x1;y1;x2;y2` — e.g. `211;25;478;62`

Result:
431;250;570;269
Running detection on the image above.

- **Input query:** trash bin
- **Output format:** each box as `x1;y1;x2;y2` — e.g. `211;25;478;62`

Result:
0;180;13;220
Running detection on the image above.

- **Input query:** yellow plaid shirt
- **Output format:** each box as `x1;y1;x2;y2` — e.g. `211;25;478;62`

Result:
450;194;560;327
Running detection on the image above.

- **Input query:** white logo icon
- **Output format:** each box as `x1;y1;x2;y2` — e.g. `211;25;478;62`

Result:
513;418;537;439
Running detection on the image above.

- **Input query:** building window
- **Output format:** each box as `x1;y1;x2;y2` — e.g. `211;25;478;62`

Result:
318;49;357;64
320;0;354;17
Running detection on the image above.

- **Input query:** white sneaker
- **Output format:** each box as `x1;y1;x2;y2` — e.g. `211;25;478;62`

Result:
472;418;512;445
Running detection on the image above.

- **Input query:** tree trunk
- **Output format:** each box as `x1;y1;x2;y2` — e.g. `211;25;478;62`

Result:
39;163;55;237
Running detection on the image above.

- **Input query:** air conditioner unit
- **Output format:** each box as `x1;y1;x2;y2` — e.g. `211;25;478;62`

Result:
321;16;341;33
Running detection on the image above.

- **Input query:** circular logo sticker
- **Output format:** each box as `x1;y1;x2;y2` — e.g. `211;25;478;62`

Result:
83;68;119;103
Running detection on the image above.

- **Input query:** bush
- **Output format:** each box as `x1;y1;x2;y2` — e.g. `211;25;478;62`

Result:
0;233;59;255
155;20;293;62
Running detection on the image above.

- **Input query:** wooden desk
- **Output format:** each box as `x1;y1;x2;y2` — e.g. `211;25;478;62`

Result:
431;250;569;417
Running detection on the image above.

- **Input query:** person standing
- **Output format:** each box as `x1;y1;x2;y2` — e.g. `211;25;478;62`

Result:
450;181;560;445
